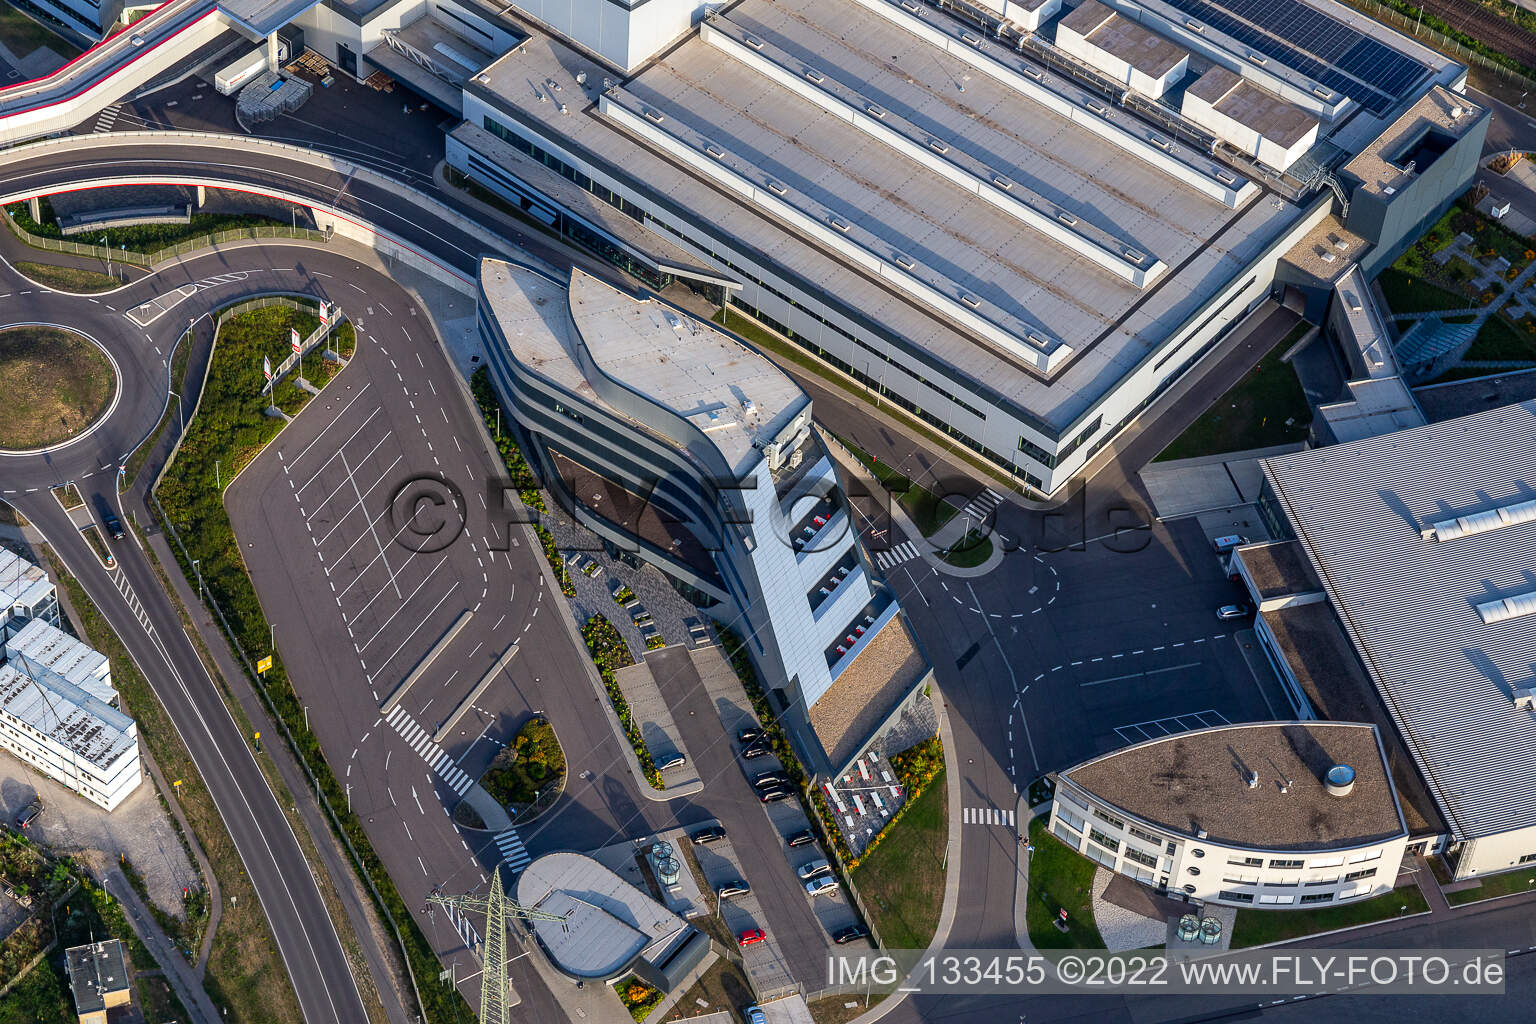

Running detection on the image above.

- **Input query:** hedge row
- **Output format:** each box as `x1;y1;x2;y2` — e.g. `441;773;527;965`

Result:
468;367;574;596
580;615;664;789
154;306;471;1024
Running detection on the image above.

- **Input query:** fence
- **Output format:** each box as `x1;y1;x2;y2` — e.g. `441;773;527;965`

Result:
1;210;330;270
262;305;349;396
145;305;433;1023
150;489;434;1024
1343;0;1536;91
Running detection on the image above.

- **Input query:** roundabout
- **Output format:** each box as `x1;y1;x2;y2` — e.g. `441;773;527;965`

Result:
0;323;119;454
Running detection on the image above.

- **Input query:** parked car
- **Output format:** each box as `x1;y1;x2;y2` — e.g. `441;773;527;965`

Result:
738;928;766;947
14;799;42;830
741;742;771;760
758;786;793;804
717;880;751;899
833;925;869;945
744;1007;767;1024
797;858;832;881
655;753;686;771
1216;603;1251;621
751;771;789;790
737;726;763;744
691;825;727;845
804;876;839;897
784;829;816;848
1211;534;1248;554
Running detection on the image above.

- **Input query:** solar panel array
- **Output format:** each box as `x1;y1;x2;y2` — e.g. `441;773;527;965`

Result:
1157;0;1428;115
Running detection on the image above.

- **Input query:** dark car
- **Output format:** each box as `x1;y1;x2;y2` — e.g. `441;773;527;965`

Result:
833;925;869;945
741;742;771;760
691;825;727;845
784;829;815;848
98;502;125;541
752;772;789;790
14;799;42;830
717;880;751;899
759;786;793;804
737;726;763;744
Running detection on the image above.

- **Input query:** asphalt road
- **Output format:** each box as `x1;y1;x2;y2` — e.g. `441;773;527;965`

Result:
0;250;371;1022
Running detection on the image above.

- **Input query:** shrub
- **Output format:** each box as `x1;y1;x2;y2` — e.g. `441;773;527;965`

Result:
581;615;663;789
469;367;574;596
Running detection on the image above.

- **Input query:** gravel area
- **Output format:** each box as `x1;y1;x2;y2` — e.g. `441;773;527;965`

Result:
0;752;197;918
1092;868;1168;952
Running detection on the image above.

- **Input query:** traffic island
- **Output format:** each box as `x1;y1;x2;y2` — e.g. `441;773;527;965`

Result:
0;325;116;452
477;716;566;824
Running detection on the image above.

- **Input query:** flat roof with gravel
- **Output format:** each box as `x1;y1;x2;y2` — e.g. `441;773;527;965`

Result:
1061;721;1405;851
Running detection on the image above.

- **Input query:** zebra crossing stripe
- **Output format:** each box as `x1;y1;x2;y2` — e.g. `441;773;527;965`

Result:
963;806;1017;826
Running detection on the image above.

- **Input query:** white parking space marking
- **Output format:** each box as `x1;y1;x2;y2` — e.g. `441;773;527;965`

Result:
1114;709;1230;745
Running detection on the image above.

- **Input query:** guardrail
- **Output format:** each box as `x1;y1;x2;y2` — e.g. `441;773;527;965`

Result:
1;208;330;268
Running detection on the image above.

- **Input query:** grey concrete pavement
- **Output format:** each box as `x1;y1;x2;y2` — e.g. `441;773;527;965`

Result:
98;864;221;1024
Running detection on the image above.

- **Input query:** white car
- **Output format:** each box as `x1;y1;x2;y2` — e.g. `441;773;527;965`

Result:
804;875;839;897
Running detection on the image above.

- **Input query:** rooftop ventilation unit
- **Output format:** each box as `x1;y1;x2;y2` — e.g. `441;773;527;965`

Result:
804;68;824;84
1124;249;1145;265
1314;86;1333;99
867;103;887;118
1057;211;1078;226
1514;687;1536;711
992;174;1014;190
643;107;665;123
961;30;982;46
1334;238;1350;251
1346;291;1363;313
959;291;982;309
1246;771;1259;789
1186;19;1204;31
928;138;949;154
1022;65;1043;81
893;252;916;269
1215;170;1237;185
744;33;764;50
1325;764;1355;797
1428;497;1536;541
705;141;726;158
1476;591;1536;625
900;0;923;11
766;180;787;196
828;214;852;232
1247;53;1267;66
1321;252;1337;263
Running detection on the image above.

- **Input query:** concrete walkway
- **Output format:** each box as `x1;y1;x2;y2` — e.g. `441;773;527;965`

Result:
98;865;220;1024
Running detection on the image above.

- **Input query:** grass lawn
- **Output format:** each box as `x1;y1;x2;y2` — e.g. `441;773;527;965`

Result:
807;993;889;1024
1155;321;1313;462
1026;817;1105;949
1229;885;1428;948
613;975;663;1022
13;261;120;292
835;435;958;537
1447;868;1536;906
1464;314;1536;362
6;199;287;256
1375;267;1476;315
1376;267;1468;314
851;767;949;949
664;956;756;1022
0;3;80;60
939;529;992;568
0;326;115;450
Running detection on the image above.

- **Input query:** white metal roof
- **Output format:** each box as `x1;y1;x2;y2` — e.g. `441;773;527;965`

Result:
1263;400;1536;841
0;549;53;615
0;662;136;770
6;618;114;707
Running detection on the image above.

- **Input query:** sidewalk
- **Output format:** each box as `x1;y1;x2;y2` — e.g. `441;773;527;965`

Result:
98;864;220;1024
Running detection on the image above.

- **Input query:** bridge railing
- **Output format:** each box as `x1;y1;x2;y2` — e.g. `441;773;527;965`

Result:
1;208;330;268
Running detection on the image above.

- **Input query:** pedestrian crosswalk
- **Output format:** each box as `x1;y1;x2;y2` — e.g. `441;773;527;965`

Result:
963;806;1017;826
385;704;473;796
875;540;920;570
494;828;531;872
93;105;121;133
959;488;1005;523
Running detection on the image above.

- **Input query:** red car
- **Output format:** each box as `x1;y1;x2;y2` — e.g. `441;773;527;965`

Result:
738;928;766;947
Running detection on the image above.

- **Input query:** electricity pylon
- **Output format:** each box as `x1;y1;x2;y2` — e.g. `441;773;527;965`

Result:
426;866;569;1024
